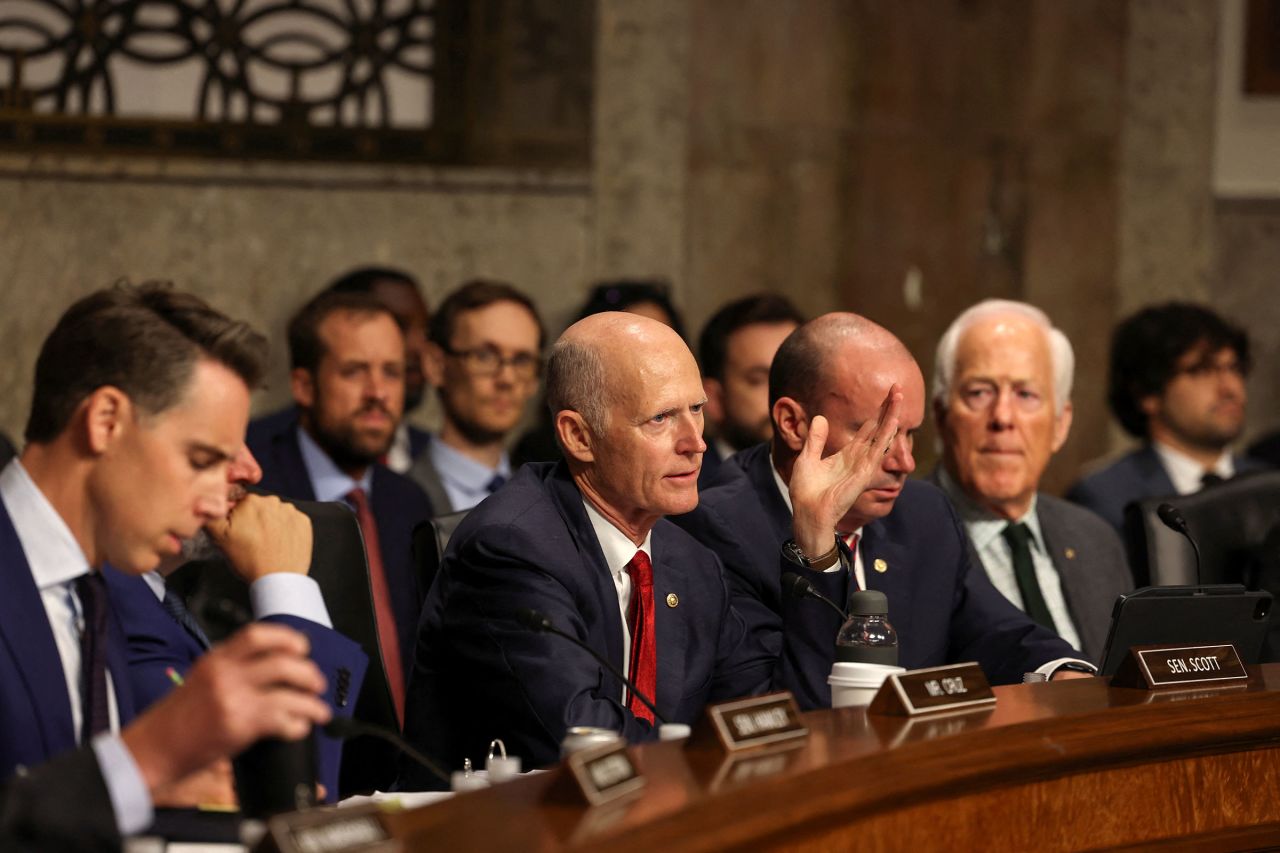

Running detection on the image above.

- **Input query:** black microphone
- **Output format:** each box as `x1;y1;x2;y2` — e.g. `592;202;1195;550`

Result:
322;716;450;785
781;572;847;620
1156;502;1202;586
512;608;668;725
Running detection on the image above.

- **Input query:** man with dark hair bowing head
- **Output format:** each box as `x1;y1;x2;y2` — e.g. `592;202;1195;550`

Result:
0;284;332;851
400;312;901;784
674;313;1092;711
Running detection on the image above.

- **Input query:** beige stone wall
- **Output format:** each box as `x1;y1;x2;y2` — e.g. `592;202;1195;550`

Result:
0;157;592;442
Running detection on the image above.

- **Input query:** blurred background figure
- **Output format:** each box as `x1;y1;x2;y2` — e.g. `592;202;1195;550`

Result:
1067;302;1265;533
697;294;804;486
409;280;545;512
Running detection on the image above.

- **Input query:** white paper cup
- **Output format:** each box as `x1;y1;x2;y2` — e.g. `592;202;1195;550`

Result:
828;662;906;708
658;723;691;741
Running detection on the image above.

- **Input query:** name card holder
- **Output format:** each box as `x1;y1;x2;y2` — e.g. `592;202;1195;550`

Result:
562;739;645;807
1110;643;1249;690
705;691;808;753
262;803;396;853
867;662;996;717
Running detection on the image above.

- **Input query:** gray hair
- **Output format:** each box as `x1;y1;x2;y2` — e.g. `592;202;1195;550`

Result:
545;337;609;437
932;299;1074;415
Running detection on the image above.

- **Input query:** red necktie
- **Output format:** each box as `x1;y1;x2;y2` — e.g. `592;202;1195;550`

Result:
842;532;861;591
347;488;406;727
625;550;657;724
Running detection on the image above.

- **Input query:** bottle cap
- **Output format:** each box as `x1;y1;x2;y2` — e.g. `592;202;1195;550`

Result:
848;589;889;616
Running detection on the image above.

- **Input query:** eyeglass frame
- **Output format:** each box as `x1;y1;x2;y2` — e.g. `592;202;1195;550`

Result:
440;344;542;379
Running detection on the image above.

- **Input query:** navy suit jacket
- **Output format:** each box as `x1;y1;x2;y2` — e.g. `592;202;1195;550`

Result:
1066;445;1268;533
673;444;1080;709
1;746;119;851
399;461;775;786
247;411;434;676
0;501;137;782
101;568;367;802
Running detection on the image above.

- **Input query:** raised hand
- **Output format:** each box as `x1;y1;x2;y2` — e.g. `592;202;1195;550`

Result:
789;385;903;558
206;493;312;582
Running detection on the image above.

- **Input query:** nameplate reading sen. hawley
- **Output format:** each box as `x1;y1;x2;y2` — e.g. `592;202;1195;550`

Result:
868;662;996;717
707;692;808;752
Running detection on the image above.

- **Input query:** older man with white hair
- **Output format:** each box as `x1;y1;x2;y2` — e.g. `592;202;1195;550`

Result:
930;299;1133;664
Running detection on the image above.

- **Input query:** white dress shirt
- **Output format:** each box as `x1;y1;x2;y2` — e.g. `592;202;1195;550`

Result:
0;461;151;834
1152;441;1234;495
582;498;652;701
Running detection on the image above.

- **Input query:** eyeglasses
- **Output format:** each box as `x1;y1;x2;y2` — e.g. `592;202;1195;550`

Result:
1174;359;1246;381
443;345;541;379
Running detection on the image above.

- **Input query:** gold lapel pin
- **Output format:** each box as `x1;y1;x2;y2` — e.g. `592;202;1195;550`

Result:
1064;547;1077;560
666;593;679;608
873;558;888;574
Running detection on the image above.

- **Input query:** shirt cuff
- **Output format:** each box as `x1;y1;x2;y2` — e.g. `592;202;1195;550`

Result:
91;734;153;837
250;574;332;628
1035;657;1098;678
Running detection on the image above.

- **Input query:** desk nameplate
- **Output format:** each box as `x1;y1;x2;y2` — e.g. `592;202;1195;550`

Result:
564;739;645;807
706;692;808;752
868;663;996;717
1111;643;1248;690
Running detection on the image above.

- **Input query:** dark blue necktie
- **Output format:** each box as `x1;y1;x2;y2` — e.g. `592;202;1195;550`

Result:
162;585;211;650
486;473;507;494
75;573;111;741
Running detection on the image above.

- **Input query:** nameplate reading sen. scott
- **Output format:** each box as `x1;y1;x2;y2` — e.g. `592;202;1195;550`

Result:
1110;643;1249;691
706;692;808;753
868;663;996;717
565;739;646;806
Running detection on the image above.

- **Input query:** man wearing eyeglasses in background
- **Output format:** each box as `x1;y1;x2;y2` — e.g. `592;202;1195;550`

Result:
1067;302;1265;534
408;280;545;513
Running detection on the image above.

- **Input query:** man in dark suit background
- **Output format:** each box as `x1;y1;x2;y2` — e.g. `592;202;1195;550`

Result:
675;312;1090;711
696;294;803;490
248;290;432;728
400;312;820;784
103;442;367;802
0;284;331;848
929;300;1132;664
1067;302;1264;532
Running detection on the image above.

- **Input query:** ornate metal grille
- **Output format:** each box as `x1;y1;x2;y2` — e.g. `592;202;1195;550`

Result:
0;0;468;162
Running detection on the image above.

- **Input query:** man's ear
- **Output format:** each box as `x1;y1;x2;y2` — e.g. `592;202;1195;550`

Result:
82;386;131;455
555;410;595;464
424;342;446;389
1051;400;1074;453
290;368;315;409
702;377;725;425
771;397;809;453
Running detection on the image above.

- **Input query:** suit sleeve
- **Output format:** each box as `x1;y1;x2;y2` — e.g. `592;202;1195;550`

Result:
0;748;119;852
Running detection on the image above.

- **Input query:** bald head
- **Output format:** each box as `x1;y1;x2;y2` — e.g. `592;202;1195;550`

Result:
548;312;707;542
769;313;913;412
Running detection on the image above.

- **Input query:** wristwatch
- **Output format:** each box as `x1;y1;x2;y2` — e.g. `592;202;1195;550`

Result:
782;537;842;571
1051;661;1097;677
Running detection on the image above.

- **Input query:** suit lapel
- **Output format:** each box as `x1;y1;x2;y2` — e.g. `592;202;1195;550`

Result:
277;426;317;501
545;465;627;681
649;526;686;719
0;501;78;756
1136;446;1176;496
1037;504;1097;659
741;444;792;544
861;519;914;641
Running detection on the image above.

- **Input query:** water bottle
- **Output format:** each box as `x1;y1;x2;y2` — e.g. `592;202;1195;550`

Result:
835;590;898;666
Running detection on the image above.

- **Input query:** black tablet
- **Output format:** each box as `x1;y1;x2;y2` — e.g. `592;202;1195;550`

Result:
1098;584;1273;677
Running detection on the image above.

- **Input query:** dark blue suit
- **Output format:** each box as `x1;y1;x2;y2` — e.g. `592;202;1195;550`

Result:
247;411;433;678
102;568;367;802
399;461;775;786
0;501;137;782
673;444;1080;709
1066;445;1268;533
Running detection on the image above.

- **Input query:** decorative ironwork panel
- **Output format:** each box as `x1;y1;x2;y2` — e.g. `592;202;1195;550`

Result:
0;0;470;162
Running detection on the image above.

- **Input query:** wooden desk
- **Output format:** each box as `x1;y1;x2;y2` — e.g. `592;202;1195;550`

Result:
385;667;1280;851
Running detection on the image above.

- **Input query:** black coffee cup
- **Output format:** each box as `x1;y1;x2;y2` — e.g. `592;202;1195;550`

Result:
232;734;317;818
